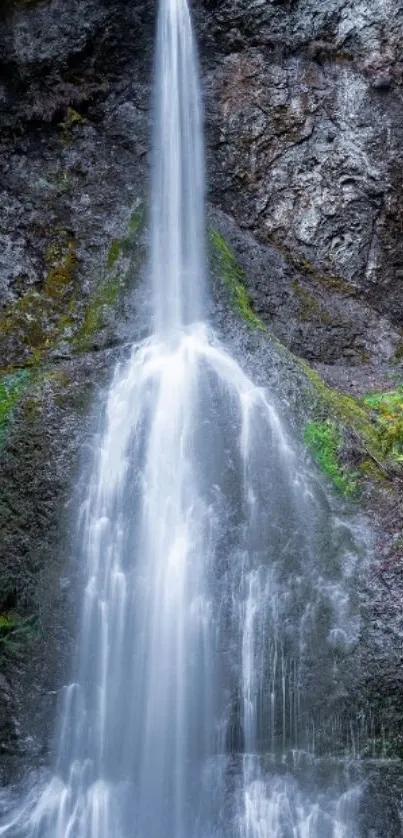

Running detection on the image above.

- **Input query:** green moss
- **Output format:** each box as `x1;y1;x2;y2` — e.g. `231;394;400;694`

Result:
361;388;403;463
0;370;32;447
300;362;379;447
74;203;145;352
106;206;145;272
73;276;121;351
0;615;16;630
106;239;122;271
0;613;40;667
210;229;265;330
207;259;396;484
304;420;358;495
298;364;403;484
1;291;48;353
359;456;387;482
393;341;403;362
2;204;143;365
291;281;320;320
65;108;86;127
44;236;77;298
59;107;87;142
0;232;78;367
128;207;144;237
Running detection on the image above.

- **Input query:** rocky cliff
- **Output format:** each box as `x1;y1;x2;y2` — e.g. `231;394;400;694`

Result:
0;0;403;830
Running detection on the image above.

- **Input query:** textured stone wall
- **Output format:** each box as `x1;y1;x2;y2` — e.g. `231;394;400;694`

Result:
201;0;403;323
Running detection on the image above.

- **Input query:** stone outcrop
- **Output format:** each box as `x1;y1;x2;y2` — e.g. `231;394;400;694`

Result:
201;0;403;332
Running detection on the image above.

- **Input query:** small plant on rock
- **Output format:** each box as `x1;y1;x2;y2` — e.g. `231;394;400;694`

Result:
362;388;403;464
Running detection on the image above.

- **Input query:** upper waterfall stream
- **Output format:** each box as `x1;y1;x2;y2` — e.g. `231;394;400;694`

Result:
1;0;365;835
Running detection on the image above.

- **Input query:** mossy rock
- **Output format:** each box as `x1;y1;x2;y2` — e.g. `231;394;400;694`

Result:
0;370;32;447
0;614;40;668
304;420;358;495
210;228;265;330
0;231;78;368
291;281;320;321
361;388;403;465
43;235;77;298
299;369;403;490
74;203;145;352
209;228;399;489
1;204;145;367
267;232;357;297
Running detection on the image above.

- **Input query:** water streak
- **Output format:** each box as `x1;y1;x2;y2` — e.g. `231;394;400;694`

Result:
151;0;205;331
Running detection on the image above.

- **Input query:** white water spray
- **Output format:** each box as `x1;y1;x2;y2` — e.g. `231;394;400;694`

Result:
0;0;362;835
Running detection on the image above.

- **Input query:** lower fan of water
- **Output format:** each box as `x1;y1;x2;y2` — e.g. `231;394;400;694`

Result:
0;324;361;837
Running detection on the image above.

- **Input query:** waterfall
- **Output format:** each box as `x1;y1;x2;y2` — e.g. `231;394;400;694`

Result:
1;0;362;836
151;0;205;330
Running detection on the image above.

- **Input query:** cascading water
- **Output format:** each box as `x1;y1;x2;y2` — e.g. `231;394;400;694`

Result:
151;0;205;331
1;0;363;836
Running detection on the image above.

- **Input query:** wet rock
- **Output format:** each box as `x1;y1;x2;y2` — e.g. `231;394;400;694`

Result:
208;206;401;365
0;674;18;763
0;0;402;827
0;348;126;781
201;0;403;332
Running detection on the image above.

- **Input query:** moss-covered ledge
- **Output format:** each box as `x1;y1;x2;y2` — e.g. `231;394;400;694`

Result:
73;203;145;352
0;371;32;448
299;364;403;492
0;353;108;684
0;202;146;681
211;227;403;496
210;228;265;330
1;203;145;373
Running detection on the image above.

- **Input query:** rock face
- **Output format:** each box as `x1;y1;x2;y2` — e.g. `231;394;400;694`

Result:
201;0;403;335
0;0;403;828
1;0;402;368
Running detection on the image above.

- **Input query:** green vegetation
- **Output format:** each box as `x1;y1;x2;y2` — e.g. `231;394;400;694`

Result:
210;229;265;330
59;108;87;143
44;235;77;298
206;230;400;488
299;362;379;447
127;207;144;238
304;420;358;495
106;208;144;271
0;231;77;367
362;388;403;463
0;614;39;667
300;367;403;487
106;239;122;270
0;370;32;446
73;275;121;351
1;204;145;366
74;203;145;351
